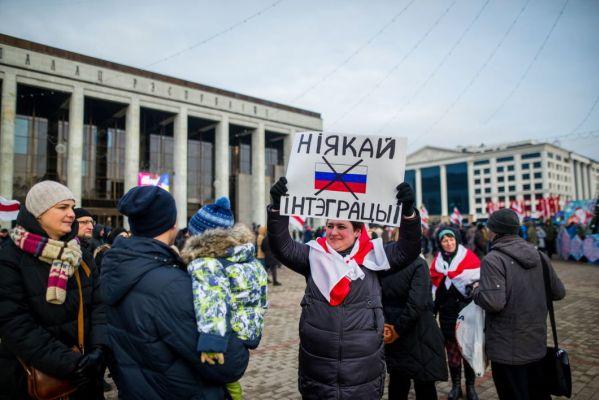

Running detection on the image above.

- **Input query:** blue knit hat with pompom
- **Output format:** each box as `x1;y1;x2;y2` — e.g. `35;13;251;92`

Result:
188;196;234;236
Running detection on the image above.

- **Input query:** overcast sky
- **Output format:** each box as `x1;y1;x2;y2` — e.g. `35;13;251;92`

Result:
1;0;598;159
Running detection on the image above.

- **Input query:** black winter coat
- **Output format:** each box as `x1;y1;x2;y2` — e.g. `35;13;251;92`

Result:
434;278;471;339
381;256;447;382
267;208;421;400
101;235;231;400
0;208;107;400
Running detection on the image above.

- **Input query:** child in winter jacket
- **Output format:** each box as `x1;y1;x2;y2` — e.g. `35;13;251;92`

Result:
182;197;268;400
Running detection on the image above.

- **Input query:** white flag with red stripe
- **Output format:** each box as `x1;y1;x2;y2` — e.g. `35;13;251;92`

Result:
420;205;430;230
510;200;524;222
0;197;20;221
450;207;462;226
486;201;497;217
289;215;305;231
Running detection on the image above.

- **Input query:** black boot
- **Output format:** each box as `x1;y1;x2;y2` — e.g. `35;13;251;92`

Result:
464;363;479;400
448;366;463;400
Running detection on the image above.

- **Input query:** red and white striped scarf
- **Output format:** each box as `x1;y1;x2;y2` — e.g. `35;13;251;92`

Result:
10;226;82;304
306;227;390;306
430;244;480;297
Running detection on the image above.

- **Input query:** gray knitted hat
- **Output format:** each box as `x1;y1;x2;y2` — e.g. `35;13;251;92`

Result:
25;181;75;218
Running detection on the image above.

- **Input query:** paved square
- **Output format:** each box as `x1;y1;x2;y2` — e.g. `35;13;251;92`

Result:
106;259;599;399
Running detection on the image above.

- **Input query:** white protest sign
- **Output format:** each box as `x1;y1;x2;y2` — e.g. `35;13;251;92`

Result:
281;131;407;226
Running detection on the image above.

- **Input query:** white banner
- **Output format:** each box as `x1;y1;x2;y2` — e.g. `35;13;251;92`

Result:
281;132;407;226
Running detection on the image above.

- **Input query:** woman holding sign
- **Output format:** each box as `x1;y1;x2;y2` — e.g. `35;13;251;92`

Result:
267;177;421;400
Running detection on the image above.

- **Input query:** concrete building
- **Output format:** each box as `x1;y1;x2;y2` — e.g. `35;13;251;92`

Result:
0;34;322;228
406;140;599;220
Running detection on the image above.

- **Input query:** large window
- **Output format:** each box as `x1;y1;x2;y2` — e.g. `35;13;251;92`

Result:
446;162;469;214
13;85;70;199
81;124;126;201
188;140;213;204
421;166;441;215
404;169;416;191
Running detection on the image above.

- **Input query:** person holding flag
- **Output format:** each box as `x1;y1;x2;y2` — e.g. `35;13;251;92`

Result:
267;177;421;400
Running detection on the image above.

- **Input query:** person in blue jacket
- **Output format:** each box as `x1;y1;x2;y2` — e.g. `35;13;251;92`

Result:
101;186;243;400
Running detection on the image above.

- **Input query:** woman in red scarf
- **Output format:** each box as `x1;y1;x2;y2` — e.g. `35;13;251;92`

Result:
267;178;421;400
430;228;481;400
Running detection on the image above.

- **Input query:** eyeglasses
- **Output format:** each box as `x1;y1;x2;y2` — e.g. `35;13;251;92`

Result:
78;219;96;226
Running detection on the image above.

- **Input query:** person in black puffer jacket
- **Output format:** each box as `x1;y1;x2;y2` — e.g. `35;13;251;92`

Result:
0;181;107;400
268;178;421;400
381;255;447;399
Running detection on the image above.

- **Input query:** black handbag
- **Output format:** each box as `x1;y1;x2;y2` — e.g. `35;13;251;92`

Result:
540;253;572;398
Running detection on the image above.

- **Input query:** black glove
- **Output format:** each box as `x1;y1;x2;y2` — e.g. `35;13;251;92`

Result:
270;177;288;208
71;346;105;386
395;182;415;216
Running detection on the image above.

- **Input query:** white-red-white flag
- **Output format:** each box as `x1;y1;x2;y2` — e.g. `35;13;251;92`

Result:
420;205;430;230
536;197;549;220
0;197;20;221
289;215;305;231
486;201;497;216
510;200;524;222
450;207;462;226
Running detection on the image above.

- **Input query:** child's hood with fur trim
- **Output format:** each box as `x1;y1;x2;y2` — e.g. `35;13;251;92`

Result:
181;223;255;262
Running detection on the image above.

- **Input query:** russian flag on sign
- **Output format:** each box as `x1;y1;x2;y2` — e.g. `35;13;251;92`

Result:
314;163;368;194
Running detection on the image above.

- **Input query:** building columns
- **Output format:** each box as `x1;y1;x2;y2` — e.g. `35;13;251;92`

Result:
124;96;140;193
514;154;523;200
173;107;188;227
415;168;422;208
283;129;294;169
585;164;592;199
575;161;583;199
490;157;498;205
440;164;448;216
467;160;475;217
251;122;266;226
0;70;17;205
67;85;84;206
214;114;229;198
541;151;549;195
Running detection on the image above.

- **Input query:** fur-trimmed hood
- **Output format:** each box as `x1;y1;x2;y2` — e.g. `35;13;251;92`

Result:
181;223;256;263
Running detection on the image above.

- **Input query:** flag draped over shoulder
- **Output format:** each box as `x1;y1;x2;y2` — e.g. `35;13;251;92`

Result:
306;227;389;306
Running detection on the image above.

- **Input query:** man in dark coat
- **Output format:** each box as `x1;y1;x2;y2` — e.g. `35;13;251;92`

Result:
101;186;233;400
381;256;447;399
474;208;566;400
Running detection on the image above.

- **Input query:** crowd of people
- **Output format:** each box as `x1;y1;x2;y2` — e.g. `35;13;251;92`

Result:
0;178;566;400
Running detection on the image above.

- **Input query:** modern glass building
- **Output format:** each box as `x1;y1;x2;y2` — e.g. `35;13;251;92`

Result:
406;142;598;220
